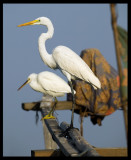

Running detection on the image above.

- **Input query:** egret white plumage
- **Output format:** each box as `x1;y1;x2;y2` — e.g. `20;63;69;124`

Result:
18;17;101;128
18;71;76;119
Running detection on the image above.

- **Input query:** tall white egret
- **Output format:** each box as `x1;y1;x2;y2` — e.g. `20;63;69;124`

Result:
18;71;76;119
18;17;101;128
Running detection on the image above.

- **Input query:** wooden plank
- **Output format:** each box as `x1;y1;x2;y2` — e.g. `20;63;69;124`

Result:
22;101;41;111
31;148;127;157
31;149;64;157
22;101;80;111
60;121;100;157
95;148;127;157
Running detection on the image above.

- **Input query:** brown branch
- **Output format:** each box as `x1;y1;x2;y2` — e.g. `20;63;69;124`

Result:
110;4;128;141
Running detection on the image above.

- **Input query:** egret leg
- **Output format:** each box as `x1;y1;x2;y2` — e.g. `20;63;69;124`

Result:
59;81;76;137
69;81;75;128
41;97;57;120
59;91;78;138
59;81;75;137
50;97;58;115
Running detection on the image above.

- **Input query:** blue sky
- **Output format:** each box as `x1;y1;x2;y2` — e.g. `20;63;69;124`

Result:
3;4;127;156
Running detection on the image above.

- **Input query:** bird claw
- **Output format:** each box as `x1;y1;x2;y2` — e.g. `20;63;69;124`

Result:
41;114;56;120
59;126;72;137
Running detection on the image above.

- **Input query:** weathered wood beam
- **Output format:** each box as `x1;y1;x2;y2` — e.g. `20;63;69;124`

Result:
95;148;127;157
31;148;127;157
41;107;79;157
31;149;65;157
40;106;100;157
60;121;100;157
22;101;41;111
22;101;80;111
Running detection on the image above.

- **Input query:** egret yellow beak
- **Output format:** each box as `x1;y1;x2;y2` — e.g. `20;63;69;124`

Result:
17;78;30;91
17;19;39;27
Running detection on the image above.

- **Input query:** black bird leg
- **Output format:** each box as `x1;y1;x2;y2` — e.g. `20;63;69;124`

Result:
69;81;75;128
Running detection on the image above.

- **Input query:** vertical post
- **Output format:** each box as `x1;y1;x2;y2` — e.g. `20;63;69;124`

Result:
110;4;128;141
40;94;57;149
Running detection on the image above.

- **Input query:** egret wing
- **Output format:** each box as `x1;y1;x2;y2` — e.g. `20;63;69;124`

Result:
53;46;101;89
37;71;71;93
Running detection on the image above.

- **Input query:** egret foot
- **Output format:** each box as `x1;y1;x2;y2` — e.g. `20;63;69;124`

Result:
41;97;58;121
41;114;56;120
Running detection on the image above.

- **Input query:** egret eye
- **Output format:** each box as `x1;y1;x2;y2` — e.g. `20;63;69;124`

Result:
36;19;40;23
27;78;31;82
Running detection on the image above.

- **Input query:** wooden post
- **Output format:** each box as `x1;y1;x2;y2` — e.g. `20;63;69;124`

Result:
110;4;128;141
40;94;57;149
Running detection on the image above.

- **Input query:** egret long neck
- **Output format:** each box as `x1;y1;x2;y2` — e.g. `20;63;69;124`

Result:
38;25;57;69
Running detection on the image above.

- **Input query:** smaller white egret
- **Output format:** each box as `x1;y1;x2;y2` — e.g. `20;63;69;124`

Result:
18;71;76;119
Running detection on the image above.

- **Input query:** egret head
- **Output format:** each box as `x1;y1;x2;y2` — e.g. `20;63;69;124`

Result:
27;73;37;81
17;73;37;91
17;17;52;27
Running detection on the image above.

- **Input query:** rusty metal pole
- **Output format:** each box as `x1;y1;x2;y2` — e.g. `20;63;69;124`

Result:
110;4;128;142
